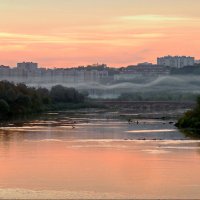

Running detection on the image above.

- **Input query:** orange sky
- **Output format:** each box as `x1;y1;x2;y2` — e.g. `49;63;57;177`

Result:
0;0;200;67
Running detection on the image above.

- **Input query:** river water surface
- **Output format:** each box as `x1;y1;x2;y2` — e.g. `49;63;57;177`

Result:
0;109;200;199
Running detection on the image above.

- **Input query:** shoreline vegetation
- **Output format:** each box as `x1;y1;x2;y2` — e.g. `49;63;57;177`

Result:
176;97;200;135
0;81;104;120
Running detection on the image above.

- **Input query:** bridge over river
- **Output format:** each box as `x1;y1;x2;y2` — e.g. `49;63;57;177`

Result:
95;101;196;112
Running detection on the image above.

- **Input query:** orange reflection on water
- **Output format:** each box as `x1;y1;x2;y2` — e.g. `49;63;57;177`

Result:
0;140;200;199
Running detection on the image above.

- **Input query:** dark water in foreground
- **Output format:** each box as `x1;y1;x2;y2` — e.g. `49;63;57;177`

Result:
0;109;200;199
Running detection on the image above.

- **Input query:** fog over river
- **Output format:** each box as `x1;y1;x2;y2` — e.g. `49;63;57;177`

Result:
26;75;200;99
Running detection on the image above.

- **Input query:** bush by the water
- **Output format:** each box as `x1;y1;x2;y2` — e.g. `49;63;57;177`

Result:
0;81;85;118
177;97;200;130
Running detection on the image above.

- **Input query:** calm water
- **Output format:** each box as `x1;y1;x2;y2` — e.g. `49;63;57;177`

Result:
0;109;200;199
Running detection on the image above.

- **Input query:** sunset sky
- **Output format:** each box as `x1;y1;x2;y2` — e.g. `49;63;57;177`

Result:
1;0;200;67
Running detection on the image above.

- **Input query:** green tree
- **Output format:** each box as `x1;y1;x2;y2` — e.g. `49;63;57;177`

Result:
0;99;10;115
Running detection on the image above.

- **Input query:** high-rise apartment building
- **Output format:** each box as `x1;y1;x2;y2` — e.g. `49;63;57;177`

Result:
157;56;195;68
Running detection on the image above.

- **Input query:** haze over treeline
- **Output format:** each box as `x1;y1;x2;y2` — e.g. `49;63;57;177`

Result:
25;75;200;100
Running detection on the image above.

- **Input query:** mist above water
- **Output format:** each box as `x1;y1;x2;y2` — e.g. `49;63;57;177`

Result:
27;75;200;99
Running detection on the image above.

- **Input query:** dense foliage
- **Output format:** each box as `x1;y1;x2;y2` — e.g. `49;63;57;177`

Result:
50;85;84;103
170;65;200;75
177;97;200;130
0;81;85;118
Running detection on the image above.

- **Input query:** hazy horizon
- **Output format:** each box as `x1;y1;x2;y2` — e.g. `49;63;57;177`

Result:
1;0;200;67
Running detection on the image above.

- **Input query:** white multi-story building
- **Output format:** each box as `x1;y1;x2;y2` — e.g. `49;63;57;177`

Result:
17;62;38;70
157;56;195;68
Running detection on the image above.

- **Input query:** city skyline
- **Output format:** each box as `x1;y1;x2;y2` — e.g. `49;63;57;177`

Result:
1;0;200;67
1;54;198;68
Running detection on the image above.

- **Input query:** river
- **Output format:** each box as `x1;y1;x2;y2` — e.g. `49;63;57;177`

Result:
0;109;200;199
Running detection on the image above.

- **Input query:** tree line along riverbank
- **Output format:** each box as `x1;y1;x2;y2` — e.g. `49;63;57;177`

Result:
0;81;103;119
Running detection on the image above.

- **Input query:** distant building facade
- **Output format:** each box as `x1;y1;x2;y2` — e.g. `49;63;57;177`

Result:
17;62;38;70
0;62;109;84
0;65;11;77
157;56;195;68
0;58;198;86
114;64;170;81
